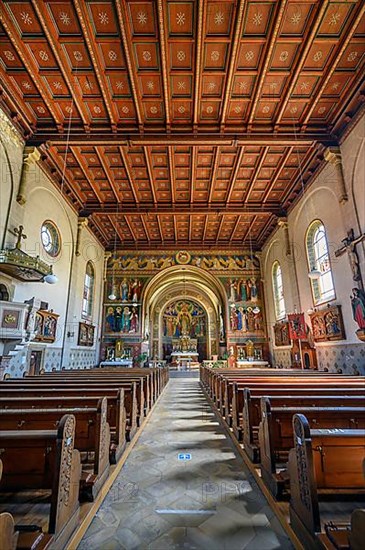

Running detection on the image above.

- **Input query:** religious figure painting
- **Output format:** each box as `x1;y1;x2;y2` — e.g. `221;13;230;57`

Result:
273;321;290;347
229;306;263;333
33;310;59;343
108;252;260;273
78;322;95;346
107;277;145;303
163;300;205;339
225;278;260;303
288;313;306;340
105;305;140;334
309;306;345;342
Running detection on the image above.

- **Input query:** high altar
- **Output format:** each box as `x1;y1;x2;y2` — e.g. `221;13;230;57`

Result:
171;336;199;369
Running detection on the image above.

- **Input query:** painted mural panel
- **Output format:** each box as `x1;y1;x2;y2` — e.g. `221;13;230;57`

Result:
105;305;140;335
102;249;268;363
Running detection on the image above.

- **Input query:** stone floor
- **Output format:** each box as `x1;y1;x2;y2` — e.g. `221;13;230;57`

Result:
78;378;293;550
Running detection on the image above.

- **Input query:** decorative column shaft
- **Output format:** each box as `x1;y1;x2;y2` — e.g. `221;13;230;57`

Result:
324;146;348;204
16;147;41;205
75;218;88;256
278;218;291;256
103;252;112;281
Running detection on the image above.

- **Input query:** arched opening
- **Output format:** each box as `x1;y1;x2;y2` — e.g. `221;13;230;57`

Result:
0;283;10;301
141;265;228;363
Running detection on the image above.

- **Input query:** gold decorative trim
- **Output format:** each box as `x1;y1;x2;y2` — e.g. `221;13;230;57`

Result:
0;108;24;147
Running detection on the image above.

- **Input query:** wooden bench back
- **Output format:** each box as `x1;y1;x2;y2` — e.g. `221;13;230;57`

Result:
0;383;137;432
259;398;365;479
242;389;365;449
0;414;81;537
0;398;110;478
288;414;365;541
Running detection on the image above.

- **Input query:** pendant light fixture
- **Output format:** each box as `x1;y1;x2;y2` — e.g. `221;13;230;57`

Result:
108;208;118;301
292;116;321;281
248;221;260;315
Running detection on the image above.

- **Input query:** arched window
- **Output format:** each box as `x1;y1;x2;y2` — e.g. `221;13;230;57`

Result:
82;261;95;318
272;261;286;320
306;220;335;305
0;284;10;301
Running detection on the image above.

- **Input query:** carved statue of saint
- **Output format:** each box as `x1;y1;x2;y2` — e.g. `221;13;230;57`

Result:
351;288;365;330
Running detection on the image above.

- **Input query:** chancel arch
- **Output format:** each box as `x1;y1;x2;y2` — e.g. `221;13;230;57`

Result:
141;265;228;361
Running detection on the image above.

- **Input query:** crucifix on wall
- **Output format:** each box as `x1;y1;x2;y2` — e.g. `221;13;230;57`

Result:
335;229;365;289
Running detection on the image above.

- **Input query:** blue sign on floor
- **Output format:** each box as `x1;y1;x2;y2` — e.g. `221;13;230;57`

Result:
178;453;192;461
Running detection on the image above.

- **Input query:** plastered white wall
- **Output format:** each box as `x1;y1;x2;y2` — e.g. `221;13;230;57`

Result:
262;112;365;370
0;115;105;372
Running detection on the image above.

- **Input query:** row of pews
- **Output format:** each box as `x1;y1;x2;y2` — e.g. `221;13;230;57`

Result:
0;366;169;550
200;366;365;550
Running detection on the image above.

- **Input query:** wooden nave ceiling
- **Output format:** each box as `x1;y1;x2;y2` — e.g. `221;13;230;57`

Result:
0;0;364;250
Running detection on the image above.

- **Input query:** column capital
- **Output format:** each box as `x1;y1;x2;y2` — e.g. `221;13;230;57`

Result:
323;146;348;204
323;146;342;166
23;146;41;165
77;217;89;229
277;217;288;229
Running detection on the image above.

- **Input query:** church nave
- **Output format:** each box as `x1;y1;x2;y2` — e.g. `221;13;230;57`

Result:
78;377;293;550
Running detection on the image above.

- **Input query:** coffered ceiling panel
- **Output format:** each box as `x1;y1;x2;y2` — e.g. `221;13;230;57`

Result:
0;0;364;250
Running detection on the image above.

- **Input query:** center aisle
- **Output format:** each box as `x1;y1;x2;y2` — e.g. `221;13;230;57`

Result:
78;378;293;550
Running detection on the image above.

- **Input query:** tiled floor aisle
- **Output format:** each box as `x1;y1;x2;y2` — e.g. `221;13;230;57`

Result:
78;378;293;550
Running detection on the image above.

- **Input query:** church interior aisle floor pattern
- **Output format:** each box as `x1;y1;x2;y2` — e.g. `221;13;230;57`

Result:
77;378;293;550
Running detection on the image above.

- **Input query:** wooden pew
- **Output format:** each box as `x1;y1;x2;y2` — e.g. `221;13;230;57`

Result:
321;509;365;550
288;414;365;549
231;383;365;437
0;460;19;550
0;414;81;550
241;389;365;459
0;399;111;502
224;377;364;424
3;378;145;427
0;384;138;441
0;392;126;464
40;366;169;406
39;371;153;412
258;398;365;497
201;368;362;410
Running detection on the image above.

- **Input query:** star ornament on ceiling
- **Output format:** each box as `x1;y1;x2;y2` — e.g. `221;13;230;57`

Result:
59;11;71;26
137;11;147;25
252;12;263;26
98;12;109;25
214;11;224;25
176;12;186;25
290;12;301;25
329;12;340;26
20;11;32;25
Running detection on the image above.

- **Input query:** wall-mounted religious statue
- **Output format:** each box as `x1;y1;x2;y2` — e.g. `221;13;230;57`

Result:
335;229;365;284
351;287;365;341
273;321;290;347
309;305;345;342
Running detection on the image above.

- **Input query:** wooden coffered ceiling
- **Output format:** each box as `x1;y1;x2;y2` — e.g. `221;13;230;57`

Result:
0;1;364;250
